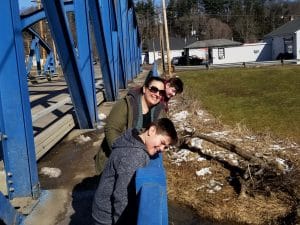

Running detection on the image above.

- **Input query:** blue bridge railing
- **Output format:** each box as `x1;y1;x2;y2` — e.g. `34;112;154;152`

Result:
135;153;168;225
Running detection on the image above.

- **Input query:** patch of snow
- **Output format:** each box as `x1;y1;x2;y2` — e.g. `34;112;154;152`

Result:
196;110;205;117
190;137;203;149
184;127;195;134
196;185;205;191
40;167;61;178
233;138;243;142
92;140;102;147
213;185;222;192
196;167;212;176
197;157;206;162
290;142;299;148
170;149;201;165
206;131;230;138
97;121;106;129
98;113;107;120
270;144;285;151
75;135;91;144
172;111;189;122
228;154;235;160
207;179;223;192
245;135;256;140
231;159;239;166
275;158;290;172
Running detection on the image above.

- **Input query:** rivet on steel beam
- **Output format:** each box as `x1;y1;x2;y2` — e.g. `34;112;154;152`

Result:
7;172;13;177
0;133;8;141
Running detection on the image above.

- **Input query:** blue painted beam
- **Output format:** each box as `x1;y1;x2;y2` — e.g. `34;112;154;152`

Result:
137;184;164;225
115;0;128;88
133;27;138;77
128;8;135;79
74;0;98;125
20;2;74;30
125;6;133;81
135;153;168;225
88;0;119;101
0;192;24;225
0;0;40;199
25;28;57;77
41;0;95;128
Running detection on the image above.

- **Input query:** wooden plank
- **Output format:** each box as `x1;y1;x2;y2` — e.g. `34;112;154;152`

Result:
35;113;75;159
34;91;104;159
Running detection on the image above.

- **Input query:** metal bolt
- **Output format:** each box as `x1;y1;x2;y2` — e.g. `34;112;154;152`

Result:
8;180;13;184
9;187;15;192
0;133;7;141
7;172;13;177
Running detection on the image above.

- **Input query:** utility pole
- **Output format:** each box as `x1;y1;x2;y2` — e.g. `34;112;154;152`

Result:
159;15;166;73
161;0;172;77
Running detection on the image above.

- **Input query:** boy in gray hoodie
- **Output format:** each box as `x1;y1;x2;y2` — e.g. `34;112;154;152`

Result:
92;118;178;225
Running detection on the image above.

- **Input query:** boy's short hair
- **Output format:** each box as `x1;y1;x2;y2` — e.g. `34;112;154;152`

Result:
148;118;178;145
167;77;183;94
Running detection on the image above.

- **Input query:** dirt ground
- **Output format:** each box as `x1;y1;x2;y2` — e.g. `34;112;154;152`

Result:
164;93;300;225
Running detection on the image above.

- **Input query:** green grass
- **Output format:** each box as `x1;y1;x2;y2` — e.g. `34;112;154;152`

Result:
178;65;300;142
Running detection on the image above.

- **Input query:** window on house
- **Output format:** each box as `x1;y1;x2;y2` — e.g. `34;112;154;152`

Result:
218;48;225;59
284;37;293;54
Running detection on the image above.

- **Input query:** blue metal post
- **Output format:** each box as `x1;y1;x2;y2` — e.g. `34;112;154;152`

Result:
132;10;140;76
74;0;98;124
20;2;74;30
128;8;135;79
124;5;132;81
41;0;95;128
115;0;128;88
0;192;24;225
135;154;168;225
88;0;119;101
133;27;138;77
0;0;40;199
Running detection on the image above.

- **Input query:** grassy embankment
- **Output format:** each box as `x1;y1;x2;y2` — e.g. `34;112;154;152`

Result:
178;65;300;143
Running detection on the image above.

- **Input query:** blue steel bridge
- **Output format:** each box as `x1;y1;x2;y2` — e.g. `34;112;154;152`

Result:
0;1;167;224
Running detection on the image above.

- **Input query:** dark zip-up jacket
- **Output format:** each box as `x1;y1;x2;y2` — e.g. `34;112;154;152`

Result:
92;128;150;225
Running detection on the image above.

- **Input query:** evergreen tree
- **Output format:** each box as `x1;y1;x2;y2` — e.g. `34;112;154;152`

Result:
135;0;157;47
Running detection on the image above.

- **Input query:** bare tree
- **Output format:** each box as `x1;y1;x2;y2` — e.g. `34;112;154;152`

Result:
204;18;232;40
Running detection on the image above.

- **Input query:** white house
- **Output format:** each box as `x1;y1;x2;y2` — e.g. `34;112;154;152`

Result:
185;39;246;64
145;37;197;64
264;17;300;61
211;42;271;64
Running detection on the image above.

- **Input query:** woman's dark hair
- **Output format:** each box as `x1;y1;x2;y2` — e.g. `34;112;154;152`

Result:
144;76;165;88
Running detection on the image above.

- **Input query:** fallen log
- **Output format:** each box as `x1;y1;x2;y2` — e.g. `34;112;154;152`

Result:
181;134;293;196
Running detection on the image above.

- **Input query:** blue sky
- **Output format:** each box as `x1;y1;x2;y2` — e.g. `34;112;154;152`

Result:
19;0;37;10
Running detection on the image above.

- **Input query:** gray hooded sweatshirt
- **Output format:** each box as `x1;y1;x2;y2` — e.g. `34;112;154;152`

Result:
92;128;150;225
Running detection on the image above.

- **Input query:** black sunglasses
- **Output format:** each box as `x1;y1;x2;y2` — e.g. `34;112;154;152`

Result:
147;86;165;97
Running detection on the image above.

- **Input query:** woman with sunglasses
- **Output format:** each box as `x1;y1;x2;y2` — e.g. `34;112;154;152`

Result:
94;76;166;174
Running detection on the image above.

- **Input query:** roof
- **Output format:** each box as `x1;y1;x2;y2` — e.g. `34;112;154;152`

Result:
265;18;300;38
146;37;198;51
185;39;242;49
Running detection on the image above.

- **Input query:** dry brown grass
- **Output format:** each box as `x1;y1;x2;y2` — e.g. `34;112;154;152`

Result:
166;95;300;225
